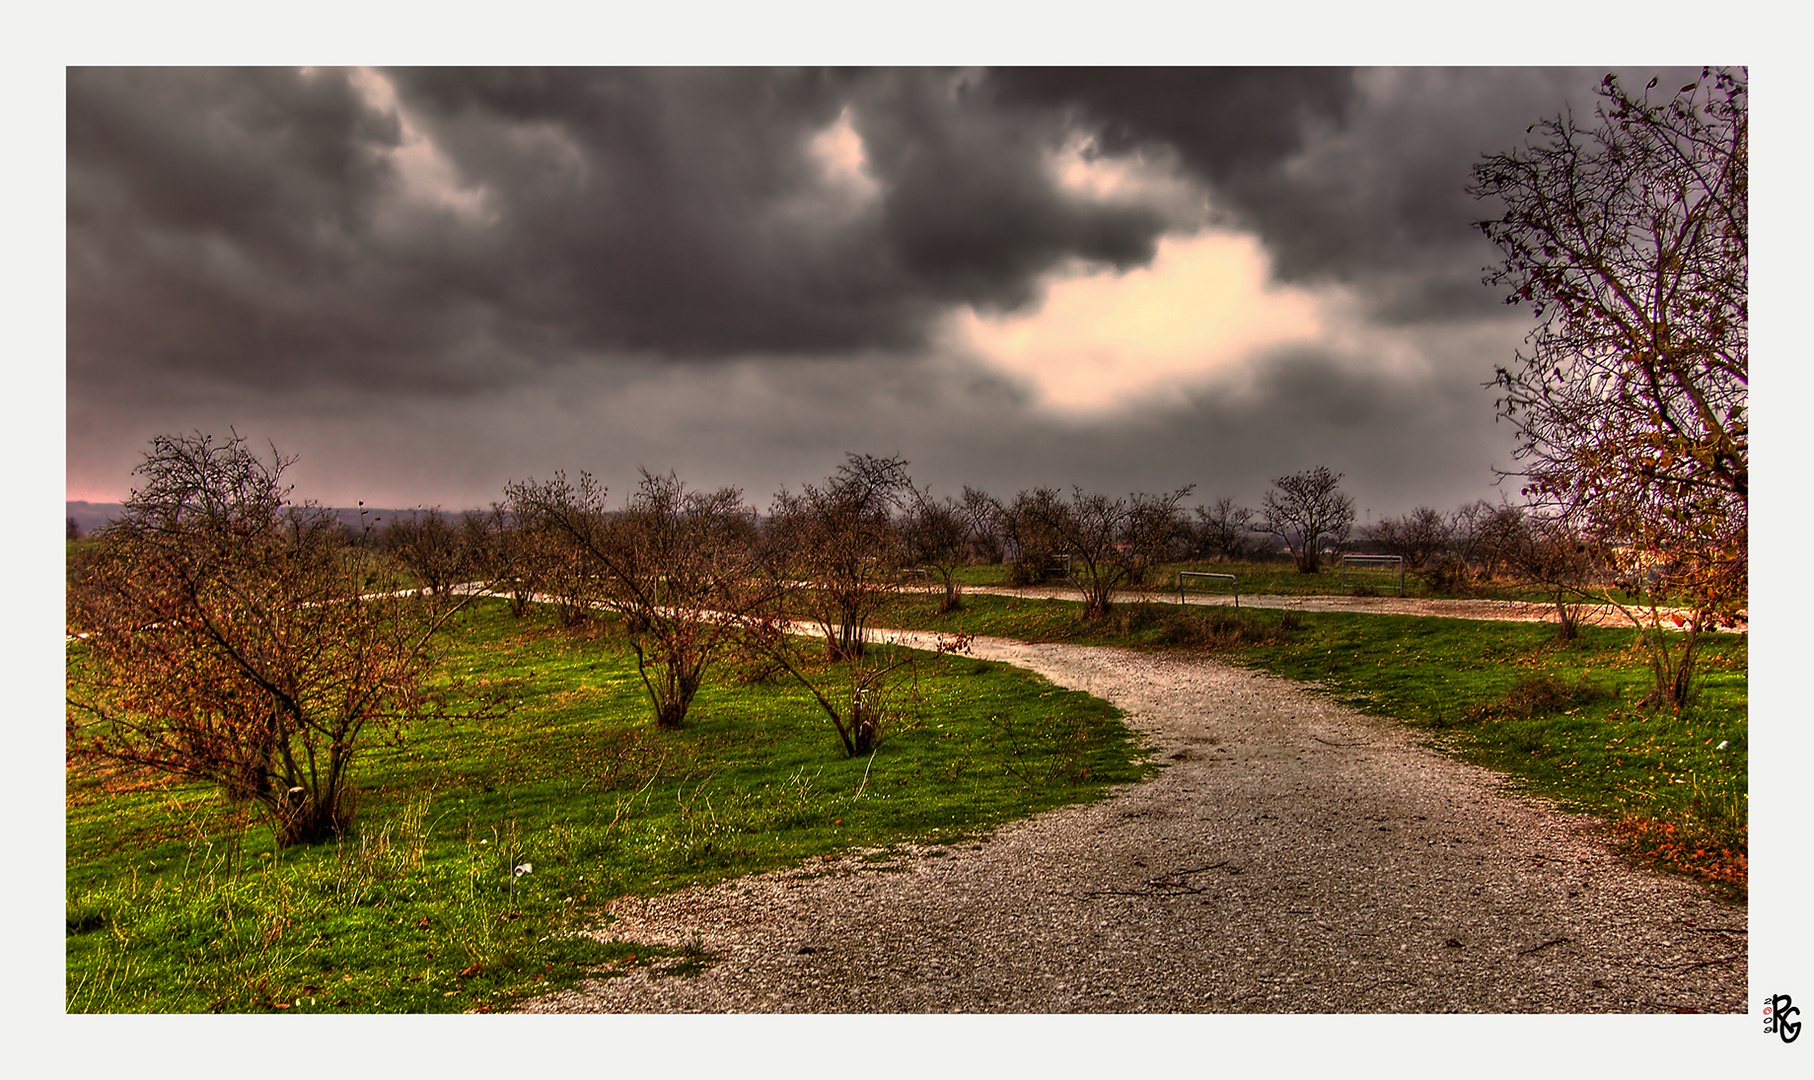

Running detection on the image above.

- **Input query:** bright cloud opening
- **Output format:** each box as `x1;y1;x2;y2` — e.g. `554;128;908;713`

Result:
803;108;881;216
944;229;1327;414
349;68;495;228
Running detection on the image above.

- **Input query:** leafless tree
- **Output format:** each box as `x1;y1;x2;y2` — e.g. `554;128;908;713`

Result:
738;615;968;758
66;433;476;846
501;483;597;627
1362;506;1452;573
1261;467;1355;573
903;490;973;613
1503;508;1599;642
459;504;540;618
1416;500;1526;593
505;469;763;729
1013;485;1195;617
959;486;1007;565
763;454;913;660
1001;487;1069;586
380;508;473;598
1193;497;1256;562
1472;68;1746;707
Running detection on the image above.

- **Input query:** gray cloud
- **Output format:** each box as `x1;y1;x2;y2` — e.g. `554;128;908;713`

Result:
67;325;1522;523
69;67;1203;399
992;67;1708;324
70;66;1691;514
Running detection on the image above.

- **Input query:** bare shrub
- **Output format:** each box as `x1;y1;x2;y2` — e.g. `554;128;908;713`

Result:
1009;485;1194;617
1260;467;1355;574
506;469;765;729
67;432;477;846
762;454;913;661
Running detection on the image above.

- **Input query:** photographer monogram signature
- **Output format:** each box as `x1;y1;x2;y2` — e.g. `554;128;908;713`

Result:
1764;994;1801;1044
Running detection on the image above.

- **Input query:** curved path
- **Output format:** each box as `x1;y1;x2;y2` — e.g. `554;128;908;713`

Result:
520;632;1744;1014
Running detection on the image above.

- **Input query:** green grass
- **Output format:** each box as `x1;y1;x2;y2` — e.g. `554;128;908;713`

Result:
883;589;1299;648
66;600;1150;1013
951;560;1346;595
879;590;1748;898
947;559;1686;605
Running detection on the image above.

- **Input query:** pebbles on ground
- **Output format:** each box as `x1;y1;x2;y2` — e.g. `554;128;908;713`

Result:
517;636;1744;1014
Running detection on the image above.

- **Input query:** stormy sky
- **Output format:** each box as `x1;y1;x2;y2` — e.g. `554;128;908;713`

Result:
67;65;1707;520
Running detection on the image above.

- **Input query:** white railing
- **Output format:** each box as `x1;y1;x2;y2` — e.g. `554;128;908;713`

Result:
1177;571;1239;608
1338;553;1405;596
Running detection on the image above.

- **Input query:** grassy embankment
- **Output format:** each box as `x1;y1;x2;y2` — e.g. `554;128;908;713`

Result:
66;600;1149;1013
884;585;1748;899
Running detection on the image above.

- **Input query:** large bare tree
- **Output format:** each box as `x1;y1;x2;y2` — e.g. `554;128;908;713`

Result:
1471;68;1747;707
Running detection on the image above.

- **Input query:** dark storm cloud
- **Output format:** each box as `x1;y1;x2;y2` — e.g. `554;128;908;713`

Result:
68;67;479;393
70;66;1681;407
987;67;1359;184
68;66;1646;511
1214;67;1594;321
991;67;1705;324
68;67;1215;397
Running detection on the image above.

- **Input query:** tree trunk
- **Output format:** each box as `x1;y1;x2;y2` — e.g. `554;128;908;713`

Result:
1553;589;1580;641
1642;619;1701;711
272;785;348;846
938;576;962;614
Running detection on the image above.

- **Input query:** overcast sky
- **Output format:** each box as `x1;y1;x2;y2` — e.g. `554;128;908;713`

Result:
67;65;1709;521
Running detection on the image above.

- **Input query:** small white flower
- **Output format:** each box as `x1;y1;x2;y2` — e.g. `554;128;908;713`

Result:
479;839;488;845
1716;740;1729;750
514;863;533;876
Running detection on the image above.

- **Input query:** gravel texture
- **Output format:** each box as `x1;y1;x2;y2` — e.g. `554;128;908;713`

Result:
517;634;1745;1014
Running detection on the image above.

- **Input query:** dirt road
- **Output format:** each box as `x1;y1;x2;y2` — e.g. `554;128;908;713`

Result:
519;632;1744;1014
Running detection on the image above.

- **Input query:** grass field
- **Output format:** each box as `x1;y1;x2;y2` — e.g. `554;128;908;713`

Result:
68;572;1747;1012
878;590;1748;898
949;558;1684;606
65;600;1149;1013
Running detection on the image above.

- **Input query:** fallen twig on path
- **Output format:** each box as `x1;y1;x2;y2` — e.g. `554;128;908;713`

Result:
1518;936;1572;956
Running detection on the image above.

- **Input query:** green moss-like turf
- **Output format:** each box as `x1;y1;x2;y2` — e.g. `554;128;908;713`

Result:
66;600;1150;1013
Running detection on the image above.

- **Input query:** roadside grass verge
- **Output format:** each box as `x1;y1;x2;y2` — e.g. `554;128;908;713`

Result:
948;560;1689;606
950;560;1362;597
880;591;1748;899
66;600;1149;1013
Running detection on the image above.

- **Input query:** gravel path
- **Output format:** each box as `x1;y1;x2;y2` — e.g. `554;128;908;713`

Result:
518;633;1745;1014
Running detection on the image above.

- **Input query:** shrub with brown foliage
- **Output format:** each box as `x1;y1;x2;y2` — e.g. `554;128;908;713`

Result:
66;433;475;846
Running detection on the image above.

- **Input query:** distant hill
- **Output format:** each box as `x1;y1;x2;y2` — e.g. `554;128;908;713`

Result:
67;502;477;537
66;501;125;535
